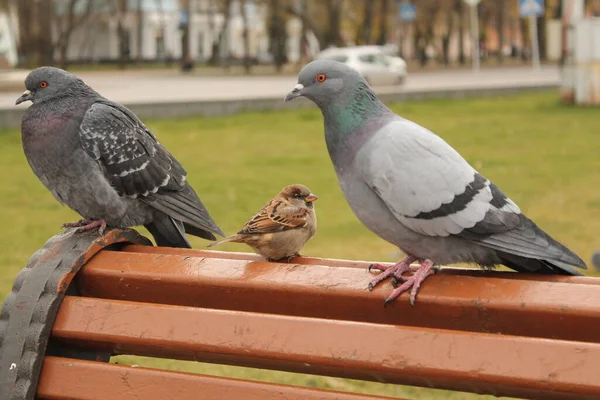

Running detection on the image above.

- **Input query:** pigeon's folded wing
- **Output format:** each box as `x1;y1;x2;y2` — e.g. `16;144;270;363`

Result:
238;200;310;235
360;119;521;238
360;119;585;268
78;101;223;237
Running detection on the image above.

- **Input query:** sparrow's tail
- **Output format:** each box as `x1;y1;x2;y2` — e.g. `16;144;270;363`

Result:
145;215;191;249
207;234;242;248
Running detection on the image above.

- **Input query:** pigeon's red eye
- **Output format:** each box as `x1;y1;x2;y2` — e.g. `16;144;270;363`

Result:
39;81;48;88
316;74;327;83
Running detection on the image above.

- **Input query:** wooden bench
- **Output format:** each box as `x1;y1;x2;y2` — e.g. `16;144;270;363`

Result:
1;229;600;400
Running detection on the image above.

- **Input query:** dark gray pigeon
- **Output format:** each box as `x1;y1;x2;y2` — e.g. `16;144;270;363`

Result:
17;66;224;248
284;60;587;306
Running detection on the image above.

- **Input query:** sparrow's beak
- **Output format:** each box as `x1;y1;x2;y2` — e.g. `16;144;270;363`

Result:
15;90;33;105
305;193;318;203
284;83;304;102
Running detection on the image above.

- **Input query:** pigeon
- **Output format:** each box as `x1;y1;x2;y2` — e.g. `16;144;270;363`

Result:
209;184;318;261
284;60;587;306
17;66;224;248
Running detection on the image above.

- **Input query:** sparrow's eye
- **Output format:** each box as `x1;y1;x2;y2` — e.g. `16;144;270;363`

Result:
39;81;48;88
294;193;302;199
316;74;327;83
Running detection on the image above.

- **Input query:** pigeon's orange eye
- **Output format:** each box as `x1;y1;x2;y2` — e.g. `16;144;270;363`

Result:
316;74;327;83
39;81;48;88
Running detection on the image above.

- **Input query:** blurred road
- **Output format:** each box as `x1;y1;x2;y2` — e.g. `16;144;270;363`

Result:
2;65;559;110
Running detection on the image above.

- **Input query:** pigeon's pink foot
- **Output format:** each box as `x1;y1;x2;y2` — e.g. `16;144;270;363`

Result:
368;255;418;291
63;219;108;236
384;259;436;308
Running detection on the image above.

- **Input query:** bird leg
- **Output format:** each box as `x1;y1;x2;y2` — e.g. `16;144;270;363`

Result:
62;219;107;236
384;259;436;308
368;255;418;291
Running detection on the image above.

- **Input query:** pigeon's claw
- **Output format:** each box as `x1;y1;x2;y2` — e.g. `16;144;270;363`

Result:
367;255;418;291
383;259;435;307
73;219;108;236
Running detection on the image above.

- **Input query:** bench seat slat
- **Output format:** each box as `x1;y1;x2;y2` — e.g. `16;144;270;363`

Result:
79;250;600;343
37;356;394;400
51;296;600;400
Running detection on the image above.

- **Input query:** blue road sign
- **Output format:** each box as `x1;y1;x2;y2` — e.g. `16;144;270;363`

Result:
399;3;416;22
519;0;544;18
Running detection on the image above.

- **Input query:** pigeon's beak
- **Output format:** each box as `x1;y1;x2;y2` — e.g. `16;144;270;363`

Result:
15;90;33;105
305;193;318;203
284;83;304;102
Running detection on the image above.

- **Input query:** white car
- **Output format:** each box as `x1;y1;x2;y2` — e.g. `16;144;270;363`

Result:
315;45;407;86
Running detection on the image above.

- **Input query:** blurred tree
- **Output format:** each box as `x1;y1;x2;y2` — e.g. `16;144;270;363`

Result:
355;0;374;45
209;0;231;66
376;0;388;45
413;0;441;67
241;0;251;73
298;0;309;64
268;0;287;71
180;0;192;70
136;0;143;64
16;0;54;67
454;0;466;65
54;0;97;69
114;0;130;69
496;0;505;63
323;0;343;48
440;1;455;66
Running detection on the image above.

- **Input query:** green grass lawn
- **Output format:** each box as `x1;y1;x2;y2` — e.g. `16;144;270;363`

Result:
1;92;598;399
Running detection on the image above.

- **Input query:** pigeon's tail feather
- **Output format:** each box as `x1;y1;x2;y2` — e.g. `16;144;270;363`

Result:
476;215;587;275
496;251;584;276
207;234;243;248
145;215;192;249
147;185;225;239
184;223;217;241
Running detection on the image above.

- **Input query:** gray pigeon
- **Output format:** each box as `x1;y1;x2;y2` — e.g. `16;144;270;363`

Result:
17;66;224;248
284;60;587;306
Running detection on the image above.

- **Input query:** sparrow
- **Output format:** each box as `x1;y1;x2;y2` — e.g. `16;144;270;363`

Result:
209;184;318;261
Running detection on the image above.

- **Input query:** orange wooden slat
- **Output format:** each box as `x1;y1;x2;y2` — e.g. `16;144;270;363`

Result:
123;245;600;283
37;356;395;400
79;250;600;343
51;296;600;400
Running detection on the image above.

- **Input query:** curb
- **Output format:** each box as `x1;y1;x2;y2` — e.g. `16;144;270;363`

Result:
0;84;558;129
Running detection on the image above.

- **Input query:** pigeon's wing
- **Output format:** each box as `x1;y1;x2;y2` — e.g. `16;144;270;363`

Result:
237;199;310;235
360;119;506;238
360;119;586;271
78;101;223;238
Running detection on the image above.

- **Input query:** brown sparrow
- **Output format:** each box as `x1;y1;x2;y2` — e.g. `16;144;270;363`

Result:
208;184;318;261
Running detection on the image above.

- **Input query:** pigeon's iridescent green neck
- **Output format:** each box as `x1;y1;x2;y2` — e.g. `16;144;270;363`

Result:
322;83;391;167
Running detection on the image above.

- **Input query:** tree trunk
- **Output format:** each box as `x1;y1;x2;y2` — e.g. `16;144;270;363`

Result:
209;0;231;66
180;0;191;70
136;0;143;64
241;0;251;73
376;0;389;45
456;1;465;65
496;0;504;63
520;17;527;62
323;0;343;48
537;14;546;61
268;0;287;72
356;1;374;45
297;0;308;65
117;0;129;69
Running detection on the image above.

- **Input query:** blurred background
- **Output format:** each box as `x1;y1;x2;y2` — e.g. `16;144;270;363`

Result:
1;1;600;399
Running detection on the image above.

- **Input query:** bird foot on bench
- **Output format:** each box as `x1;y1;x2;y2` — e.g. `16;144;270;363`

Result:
368;255;418;291
62;219;107;236
385;259;436;308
